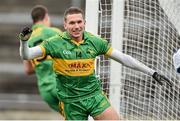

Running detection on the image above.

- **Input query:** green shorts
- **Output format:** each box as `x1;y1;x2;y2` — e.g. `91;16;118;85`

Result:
59;92;111;120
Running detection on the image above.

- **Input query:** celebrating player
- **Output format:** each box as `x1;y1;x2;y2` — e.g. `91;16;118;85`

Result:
19;7;172;120
21;5;62;113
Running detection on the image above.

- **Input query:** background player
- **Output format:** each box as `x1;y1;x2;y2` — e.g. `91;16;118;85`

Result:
22;5;62;113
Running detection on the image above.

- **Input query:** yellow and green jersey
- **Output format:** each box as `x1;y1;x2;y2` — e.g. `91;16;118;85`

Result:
28;23;62;92
40;31;112;103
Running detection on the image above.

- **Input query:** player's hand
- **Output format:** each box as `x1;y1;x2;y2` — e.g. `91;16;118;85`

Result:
152;72;172;87
19;27;32;41
173;49;180;73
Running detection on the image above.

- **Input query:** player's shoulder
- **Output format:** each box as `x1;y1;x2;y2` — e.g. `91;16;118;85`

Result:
29;26;49;40
28;27;43;42
50;27;62;33
41;26;55;32
84;31;107;43
43;26;61;32
31;27;43;37
47;34;61;41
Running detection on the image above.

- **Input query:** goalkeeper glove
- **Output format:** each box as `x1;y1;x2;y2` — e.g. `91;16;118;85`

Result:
152;72;172;87
19;27;32;41
173;49;180;73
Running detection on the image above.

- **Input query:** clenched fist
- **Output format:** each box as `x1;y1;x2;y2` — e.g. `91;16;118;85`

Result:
19;27;32;41
152;72;172;87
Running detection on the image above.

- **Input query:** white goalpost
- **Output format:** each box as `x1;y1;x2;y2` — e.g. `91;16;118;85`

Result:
108;0;124;113
86;0;180;120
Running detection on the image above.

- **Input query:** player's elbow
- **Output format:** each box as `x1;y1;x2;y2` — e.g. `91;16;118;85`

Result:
24;68;35;75
25;70;31;75
26;70;34;75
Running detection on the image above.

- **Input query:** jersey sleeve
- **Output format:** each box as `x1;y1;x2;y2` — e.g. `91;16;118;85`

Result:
39;44;47;59
39;38;52;56
39;35;60;57
51;27;62;33
95;37;112;56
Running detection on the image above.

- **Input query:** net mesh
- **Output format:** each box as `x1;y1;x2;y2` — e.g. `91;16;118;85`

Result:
96;0;180;119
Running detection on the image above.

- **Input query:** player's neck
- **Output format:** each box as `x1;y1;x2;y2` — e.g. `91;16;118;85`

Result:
35;21;50;27
71;36;83;43
74;39;82;43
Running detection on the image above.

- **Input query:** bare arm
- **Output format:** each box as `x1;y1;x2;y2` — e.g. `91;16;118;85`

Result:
23;60;35;75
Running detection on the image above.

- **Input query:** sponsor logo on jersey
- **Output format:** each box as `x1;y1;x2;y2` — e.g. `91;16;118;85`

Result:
68;62;92;69
53;58;95;76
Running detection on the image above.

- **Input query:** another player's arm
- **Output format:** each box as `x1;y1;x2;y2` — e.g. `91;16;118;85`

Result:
19;27;44;60
107;48;172;86
23;60;35;75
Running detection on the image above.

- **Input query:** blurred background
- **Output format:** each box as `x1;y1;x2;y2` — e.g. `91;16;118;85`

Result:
0;0;85;119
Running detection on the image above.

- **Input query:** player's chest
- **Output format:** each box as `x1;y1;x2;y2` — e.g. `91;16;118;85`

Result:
53;42;97;59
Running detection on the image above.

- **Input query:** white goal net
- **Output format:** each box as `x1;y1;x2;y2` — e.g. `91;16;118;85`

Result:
86;0;180;120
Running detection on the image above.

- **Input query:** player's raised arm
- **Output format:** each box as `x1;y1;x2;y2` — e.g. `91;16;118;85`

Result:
19;27;43;60
108;48;172;87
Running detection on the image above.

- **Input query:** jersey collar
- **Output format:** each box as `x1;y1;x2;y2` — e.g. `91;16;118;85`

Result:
32;23;46;30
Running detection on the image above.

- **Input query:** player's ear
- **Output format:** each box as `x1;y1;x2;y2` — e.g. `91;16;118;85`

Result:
64;21;67;30
44;14;51;26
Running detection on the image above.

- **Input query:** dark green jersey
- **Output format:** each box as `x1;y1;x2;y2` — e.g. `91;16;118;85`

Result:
28;23;62;91
40;31;112;102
